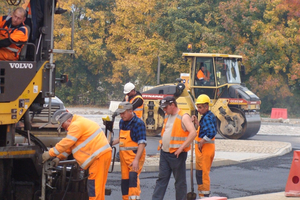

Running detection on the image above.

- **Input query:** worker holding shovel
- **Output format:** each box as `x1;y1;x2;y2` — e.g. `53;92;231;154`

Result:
192;94;217;199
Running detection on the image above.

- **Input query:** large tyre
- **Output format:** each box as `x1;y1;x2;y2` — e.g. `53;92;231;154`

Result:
217;107;247;139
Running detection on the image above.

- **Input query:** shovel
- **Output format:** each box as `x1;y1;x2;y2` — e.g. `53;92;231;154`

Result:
187;140;197;200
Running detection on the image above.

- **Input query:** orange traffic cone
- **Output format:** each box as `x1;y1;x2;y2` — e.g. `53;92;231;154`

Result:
285;150;300;197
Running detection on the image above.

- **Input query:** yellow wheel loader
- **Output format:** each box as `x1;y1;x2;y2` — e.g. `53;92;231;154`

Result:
142;52;261;139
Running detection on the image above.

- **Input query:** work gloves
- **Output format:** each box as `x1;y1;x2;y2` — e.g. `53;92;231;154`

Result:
52;158;60;167
42;151;60;167
42;151;52;163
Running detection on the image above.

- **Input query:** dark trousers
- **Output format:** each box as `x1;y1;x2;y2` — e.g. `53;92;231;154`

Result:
152;150;187;200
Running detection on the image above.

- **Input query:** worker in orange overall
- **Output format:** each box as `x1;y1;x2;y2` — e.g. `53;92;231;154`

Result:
123;82;144;119
113;102;147;200
192;94;217;198
42;112;112;200
0;7;28;60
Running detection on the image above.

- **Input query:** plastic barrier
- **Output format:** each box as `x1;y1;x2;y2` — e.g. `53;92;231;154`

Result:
285;150;300;197
270;108;288;119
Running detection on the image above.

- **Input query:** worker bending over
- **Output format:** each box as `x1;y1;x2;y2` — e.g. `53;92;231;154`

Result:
42;112;112;200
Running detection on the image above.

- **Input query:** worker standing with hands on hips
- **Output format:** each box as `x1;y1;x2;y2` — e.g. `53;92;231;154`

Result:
152;96;197;200
112;102;147;200
123;82;144;119
42;112;112;200
192;94;217;198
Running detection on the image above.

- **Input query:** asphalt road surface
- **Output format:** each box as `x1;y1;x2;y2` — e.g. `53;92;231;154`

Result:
105;135;298;200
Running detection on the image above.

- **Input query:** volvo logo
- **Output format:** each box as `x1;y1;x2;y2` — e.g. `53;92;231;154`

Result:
9;63;33;69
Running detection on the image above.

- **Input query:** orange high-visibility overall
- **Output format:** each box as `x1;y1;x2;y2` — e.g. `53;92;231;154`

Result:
49;115;112;200
195;133;215;198
125;94;144;118
0;16;28;60
119;130;145;200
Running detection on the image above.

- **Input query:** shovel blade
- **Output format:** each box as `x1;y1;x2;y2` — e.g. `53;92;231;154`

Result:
187;192;197;200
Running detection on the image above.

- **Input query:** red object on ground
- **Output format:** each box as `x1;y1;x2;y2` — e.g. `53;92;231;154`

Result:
285;150;300;197
270;108;288;119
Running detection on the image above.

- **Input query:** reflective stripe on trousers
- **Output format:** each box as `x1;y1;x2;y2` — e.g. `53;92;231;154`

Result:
195;142;215;198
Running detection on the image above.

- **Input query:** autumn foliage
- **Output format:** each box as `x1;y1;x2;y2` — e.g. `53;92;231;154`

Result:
1;0;300;115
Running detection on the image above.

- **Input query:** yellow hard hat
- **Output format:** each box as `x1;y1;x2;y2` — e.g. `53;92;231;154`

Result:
195;94;210;105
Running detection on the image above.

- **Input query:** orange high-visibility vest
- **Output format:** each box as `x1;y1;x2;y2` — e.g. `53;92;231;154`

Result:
197;70;210;81
49;115;111;170
0;16;28;58
125;94;144;118
158;110;191;153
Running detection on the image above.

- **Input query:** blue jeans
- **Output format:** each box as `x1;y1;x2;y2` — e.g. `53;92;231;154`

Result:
152;150;187;200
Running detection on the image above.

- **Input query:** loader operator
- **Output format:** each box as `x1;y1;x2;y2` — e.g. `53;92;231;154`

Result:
192;94;217;198
196;63;210;85
0;7;28;61
112;102;147;200
123;82;144;118
152;96;197;200
42;112;112;200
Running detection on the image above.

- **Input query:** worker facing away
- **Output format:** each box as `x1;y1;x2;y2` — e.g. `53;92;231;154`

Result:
42;112;112;200
0;7;28;61
123;82;144;119
112;102;147;200
152;96;197;200
192;94;217;198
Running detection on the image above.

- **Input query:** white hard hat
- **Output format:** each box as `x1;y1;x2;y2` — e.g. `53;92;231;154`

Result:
123;82;135;94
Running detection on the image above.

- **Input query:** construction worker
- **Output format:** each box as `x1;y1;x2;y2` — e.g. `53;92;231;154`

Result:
152;96;197;200
0;7;28;61
112;102;147;200
123;82;144;118
42;112;112;200
192;94;217;198
197;63;210;84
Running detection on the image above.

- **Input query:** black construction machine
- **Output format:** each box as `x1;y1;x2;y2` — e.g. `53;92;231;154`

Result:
0;0;115;199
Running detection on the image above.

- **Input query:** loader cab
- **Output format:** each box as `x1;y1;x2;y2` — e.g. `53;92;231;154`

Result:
183;53;243;100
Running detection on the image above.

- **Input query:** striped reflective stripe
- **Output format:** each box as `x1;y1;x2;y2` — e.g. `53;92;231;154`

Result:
80;143;110;169
6;47;19;53
170;136;186;141
62;152;70;158
134;108;143;111
129;195;140;200
53;147;60;155
198;190;210;195
66;134;78;142
72;128;102;154
195;140;215;145
119;146;138;151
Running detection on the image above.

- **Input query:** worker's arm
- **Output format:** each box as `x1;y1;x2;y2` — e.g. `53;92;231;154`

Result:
112;138;119;145
130;143;146;171
0;38;11;47
174;114;197;158
131;97;143;110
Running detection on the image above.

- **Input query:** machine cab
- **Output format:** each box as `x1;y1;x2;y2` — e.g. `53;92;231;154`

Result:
183;53;243;100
